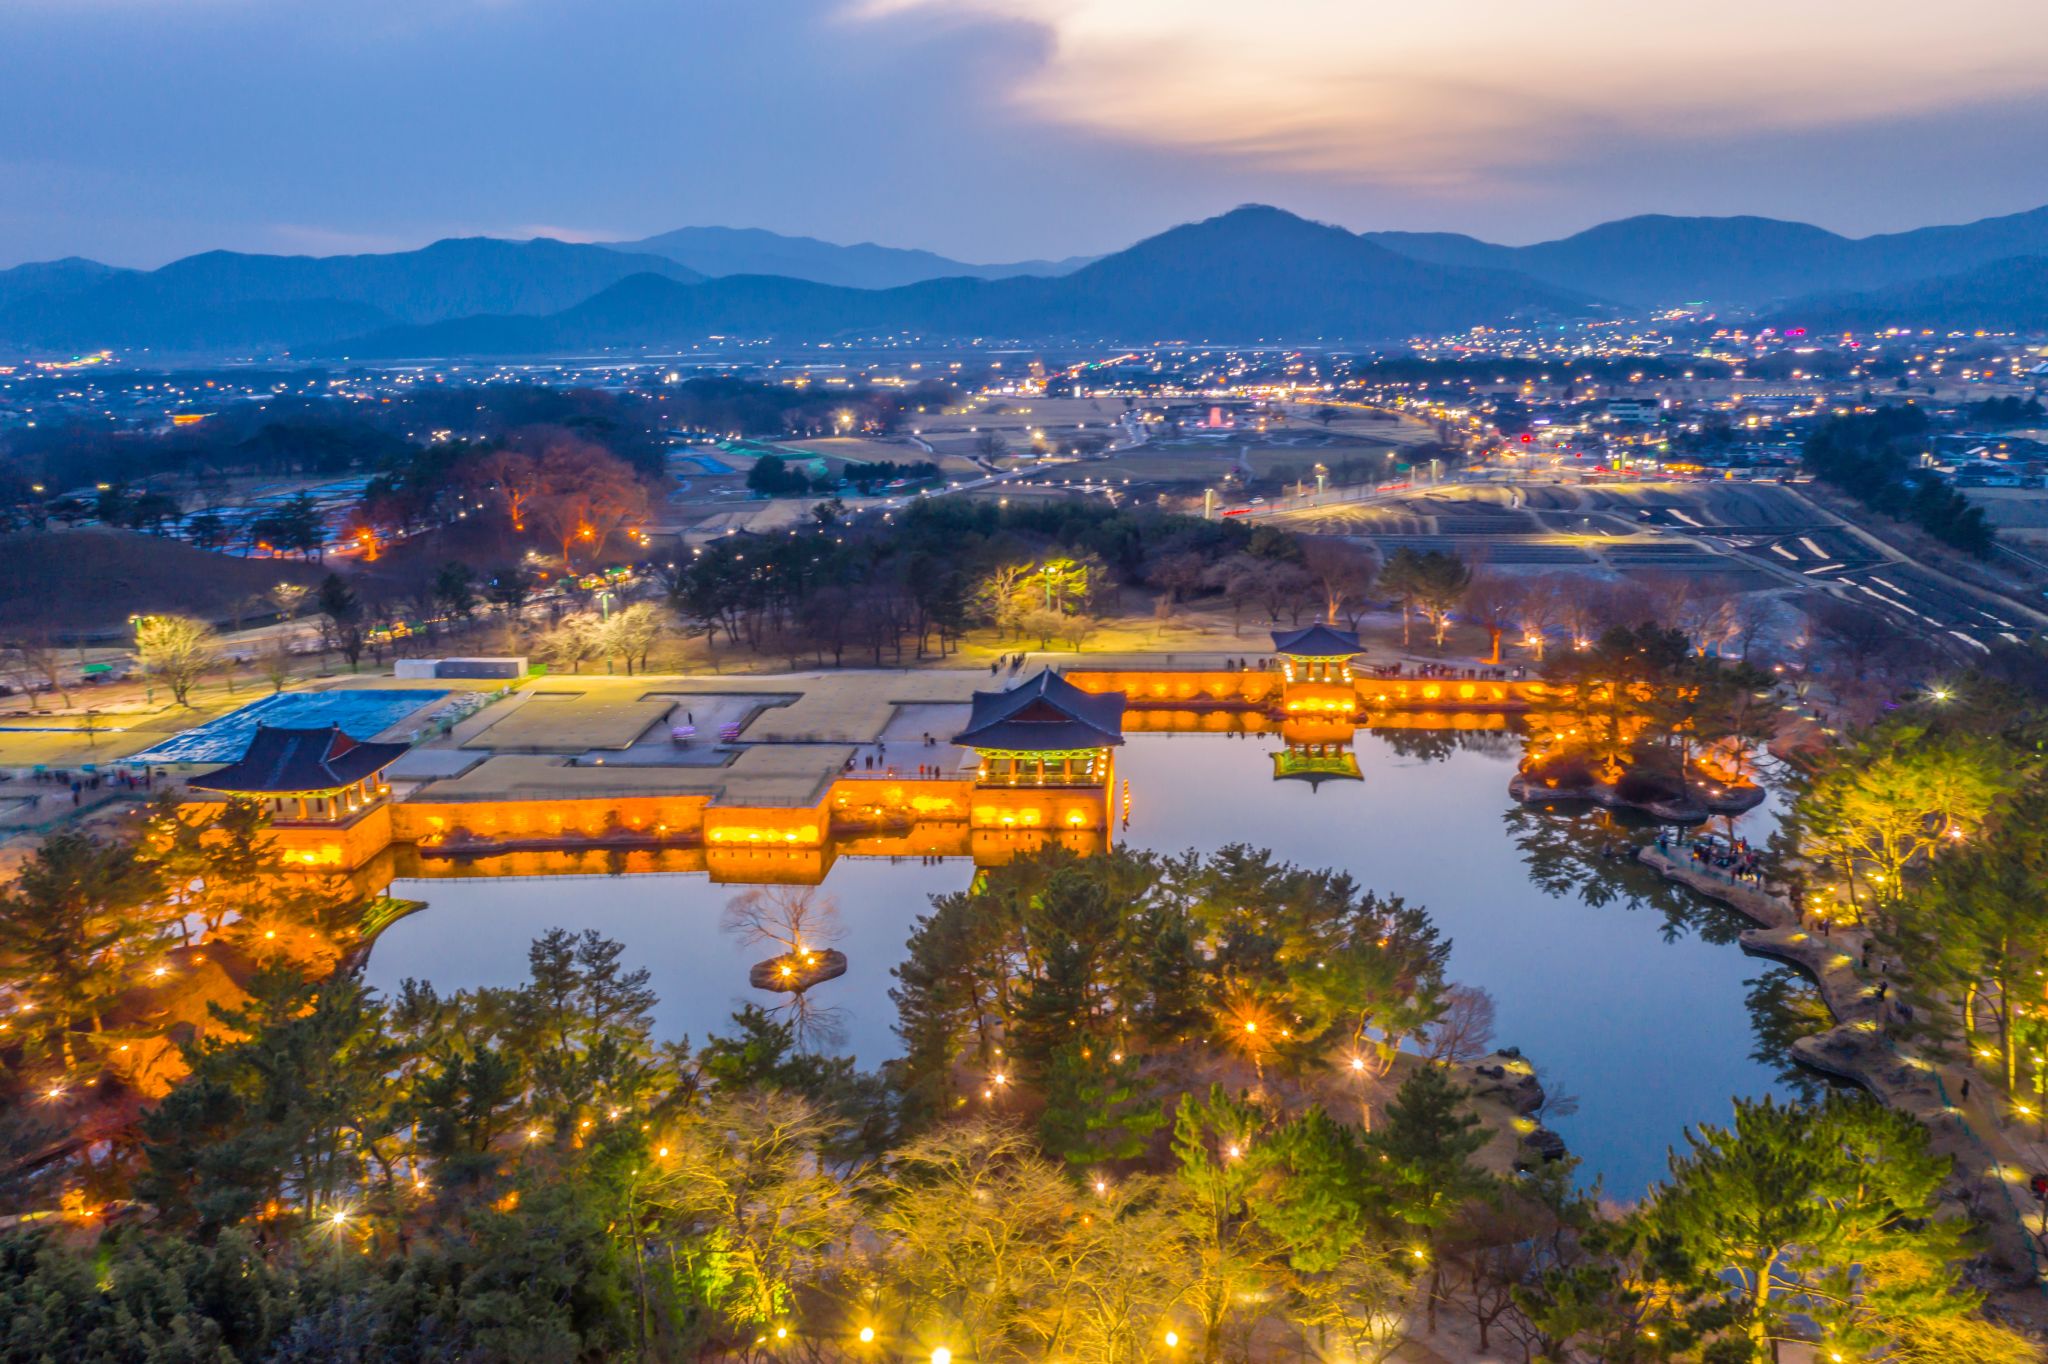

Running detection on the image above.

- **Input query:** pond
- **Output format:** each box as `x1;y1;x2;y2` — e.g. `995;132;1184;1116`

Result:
365;728;1814;1195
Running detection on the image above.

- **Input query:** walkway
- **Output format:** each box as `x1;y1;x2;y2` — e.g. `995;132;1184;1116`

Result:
1639;842;2048;1286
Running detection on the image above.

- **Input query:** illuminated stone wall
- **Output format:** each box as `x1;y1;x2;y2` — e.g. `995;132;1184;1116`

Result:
360;774;1111;881
180;798;394;872
1353;677;1547;708
1066;668;1549;711
187;668;1550;881
1068;670;1280;707
393;794;715;847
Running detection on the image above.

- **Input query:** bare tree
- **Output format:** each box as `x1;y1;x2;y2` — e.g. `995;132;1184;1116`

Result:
524;435;649;571
722;886;842;956
1459;573;1523;664
1257;560;1318;626
798;585;855;666
259;634;295;694
133;614;221;707
474;448;543;533
1019;606;1066;651
1148;551;1207;619
1674;577;1737;655
1205;555;1272;635
1802;596;1934;725
1422;985;1497;1064
600;601;666;674
1301;538;1378;628
1517;576;1565;660
1553;577;1606;651
1728;590;1784;660
534;612;604;674
1;634;70;711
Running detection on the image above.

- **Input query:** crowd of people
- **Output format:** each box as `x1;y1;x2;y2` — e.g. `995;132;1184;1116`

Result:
1656;829;1768;885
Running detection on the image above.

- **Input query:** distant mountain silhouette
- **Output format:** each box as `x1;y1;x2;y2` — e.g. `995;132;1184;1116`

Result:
0;239;703;355
0;256;136;310
609;225;1092;289
14;200;2047;357
1764;255;2048;332
1367;205;2048;308
320;206;1591;357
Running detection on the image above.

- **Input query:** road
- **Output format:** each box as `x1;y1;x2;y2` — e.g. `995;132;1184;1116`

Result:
1269;476;2037;656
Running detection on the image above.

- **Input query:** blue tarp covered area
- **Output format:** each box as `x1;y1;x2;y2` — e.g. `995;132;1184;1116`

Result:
131;689;448;765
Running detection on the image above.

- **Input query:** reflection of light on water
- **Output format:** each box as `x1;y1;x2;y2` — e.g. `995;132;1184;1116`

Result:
371;727;1791;1193
776;992;847;1052
1117;729;1792;1194
371;857;966;1069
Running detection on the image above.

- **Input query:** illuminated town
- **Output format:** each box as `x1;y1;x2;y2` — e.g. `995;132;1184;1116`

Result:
6;5;2048;1360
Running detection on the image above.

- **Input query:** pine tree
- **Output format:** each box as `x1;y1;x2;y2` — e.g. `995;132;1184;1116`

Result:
1167;1084;1271;1361
1247;1106;1371;1273
1037;1040;1163;1167
0;830;164;1069
138;968;397;1229
1012;866;1120;1072
1638;1092;1999;1362
511;928;659;1123
1369;1064;1488;1234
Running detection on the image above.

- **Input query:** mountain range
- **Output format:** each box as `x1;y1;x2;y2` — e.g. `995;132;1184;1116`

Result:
1364;204;2048;308
323;207;1588;358
606;225;1093;289
2;203;2046;358
1762;255;2048;334
0;239;704;355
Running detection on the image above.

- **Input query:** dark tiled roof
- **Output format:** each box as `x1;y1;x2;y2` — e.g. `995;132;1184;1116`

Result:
188;724;409;795
1271;623;1363;657
952;669;1125;752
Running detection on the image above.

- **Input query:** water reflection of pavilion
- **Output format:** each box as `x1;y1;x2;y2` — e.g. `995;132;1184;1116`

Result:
1271;743;1364;789
1271;716;1364;790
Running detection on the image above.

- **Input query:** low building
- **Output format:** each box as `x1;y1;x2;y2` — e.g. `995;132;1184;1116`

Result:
187;724;410;869
1272;623;1363;715
953;669;1125;788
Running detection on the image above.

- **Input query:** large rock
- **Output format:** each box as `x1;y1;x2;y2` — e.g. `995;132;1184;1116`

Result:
1468;1048;1545;1115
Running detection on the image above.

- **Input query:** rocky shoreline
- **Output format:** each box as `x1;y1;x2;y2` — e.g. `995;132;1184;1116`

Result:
1637;843;2048;1285
1465;1047;1570;1170
1509;771;1767;823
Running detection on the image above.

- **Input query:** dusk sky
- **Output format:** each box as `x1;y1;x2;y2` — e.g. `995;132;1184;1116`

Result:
6;0;2048;269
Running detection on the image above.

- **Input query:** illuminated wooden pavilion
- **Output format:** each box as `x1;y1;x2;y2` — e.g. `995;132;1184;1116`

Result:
188;724;408;827
954;669;1125;788
1271;623;1363;716
1271;623;1363;682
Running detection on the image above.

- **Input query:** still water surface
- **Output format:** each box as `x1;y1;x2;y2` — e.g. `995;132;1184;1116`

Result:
366;730;1800;1193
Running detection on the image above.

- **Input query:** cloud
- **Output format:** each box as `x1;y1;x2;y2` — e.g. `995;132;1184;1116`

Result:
852;0;2048;187
3;0;2046;266
509;224;617;244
